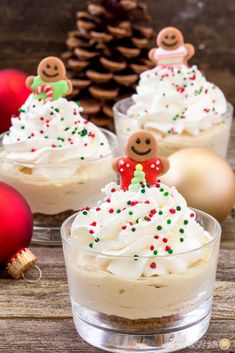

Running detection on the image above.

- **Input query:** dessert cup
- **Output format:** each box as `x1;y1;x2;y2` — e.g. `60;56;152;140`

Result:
113;97;233;158
62;208;221;353
0;129;118;245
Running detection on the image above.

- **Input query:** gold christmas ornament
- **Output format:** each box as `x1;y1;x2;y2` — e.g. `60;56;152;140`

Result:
161;148;235;222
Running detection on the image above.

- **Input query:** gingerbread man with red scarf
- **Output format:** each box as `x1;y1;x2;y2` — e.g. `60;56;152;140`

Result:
112;131;170;191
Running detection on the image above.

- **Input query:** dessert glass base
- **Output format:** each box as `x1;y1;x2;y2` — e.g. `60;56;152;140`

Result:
113;98;233;158
62;209;221;353
72;300;211;353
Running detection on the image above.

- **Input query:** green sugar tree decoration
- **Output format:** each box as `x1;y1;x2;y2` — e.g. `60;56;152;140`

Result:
129;164;146;191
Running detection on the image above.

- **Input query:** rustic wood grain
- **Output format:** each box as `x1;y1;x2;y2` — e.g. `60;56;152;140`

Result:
0;0;234;106
0;319;234;353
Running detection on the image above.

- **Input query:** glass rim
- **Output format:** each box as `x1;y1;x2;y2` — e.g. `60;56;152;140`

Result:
61;207;221;259
0;128;119;167
113;97;233;124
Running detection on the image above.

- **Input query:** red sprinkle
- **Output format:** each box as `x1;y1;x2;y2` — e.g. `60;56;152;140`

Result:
89;230;94;234
31;148;36;152
109;209;114;214
144;201;150;204
106;198;111;203
154;235;159;239
169;209;176;214
111;188;116;193
150;245;154;251
90;222;97;226
165;245;171;252
96;207;101;212
155;183;160;188
122;225;127;230
162;237;168;243
190;213;195;218
150;262;157;269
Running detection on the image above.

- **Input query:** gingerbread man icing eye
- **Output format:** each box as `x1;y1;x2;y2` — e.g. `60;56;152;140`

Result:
145;138;151;145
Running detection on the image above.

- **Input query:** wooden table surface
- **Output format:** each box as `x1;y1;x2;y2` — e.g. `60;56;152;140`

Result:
1;125;235;353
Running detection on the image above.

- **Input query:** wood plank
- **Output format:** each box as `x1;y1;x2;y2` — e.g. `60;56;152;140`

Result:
0;318;234;353
0;279;234;320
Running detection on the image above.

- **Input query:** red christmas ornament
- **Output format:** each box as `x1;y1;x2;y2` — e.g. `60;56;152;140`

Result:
0;69;31;133
0;182;36;279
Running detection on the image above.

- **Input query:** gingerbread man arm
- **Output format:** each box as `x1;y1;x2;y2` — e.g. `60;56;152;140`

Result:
184;43;195;61
25;76;35;89
159;156;170;176
112;157;121;173
148;48;157;65
66;79;73;96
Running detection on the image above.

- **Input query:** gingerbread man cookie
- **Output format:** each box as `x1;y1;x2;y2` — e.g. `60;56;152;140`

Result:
26;56;73;101
112;131;170;191
148;27;195;67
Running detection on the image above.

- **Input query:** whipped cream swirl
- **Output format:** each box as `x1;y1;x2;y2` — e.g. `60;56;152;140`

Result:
127;65;227;135
70;182;212;279
2;95;111;178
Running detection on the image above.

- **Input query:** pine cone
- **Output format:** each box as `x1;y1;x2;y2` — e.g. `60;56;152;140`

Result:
62;0;154;131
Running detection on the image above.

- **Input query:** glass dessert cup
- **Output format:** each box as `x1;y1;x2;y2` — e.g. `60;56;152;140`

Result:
113;97;233;158
61;209;221;353
0;129;119;246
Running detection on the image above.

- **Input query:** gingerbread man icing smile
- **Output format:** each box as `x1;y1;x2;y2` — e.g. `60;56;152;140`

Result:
112;131;170;191
148;27;195;67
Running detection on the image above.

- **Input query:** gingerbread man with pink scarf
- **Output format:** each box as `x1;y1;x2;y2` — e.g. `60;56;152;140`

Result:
149;27;195;67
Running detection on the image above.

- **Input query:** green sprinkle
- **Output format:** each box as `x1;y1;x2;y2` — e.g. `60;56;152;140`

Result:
131;227;136;232
127;201;131;205
129;211;133;216
60;117;64;121
21;126;25;130
176;206;181;211
184;220;189;225
54;108;60;112
116;209;121;214
168;249;173;254
76;101;80;106
82;211;88;215
164;192;169;197
158;210;163;215
64;127;70;131
157;225;162;231
100;142;104;146
180;238;184;242
141;189;145;193
153;250;158;255
19;108;26;113
80;157;85;160
80;128;88;137
179;228;184;233
44;136;48;139
160;188;164;192
167;219;171;224
88;243;93;248
95;238;100;243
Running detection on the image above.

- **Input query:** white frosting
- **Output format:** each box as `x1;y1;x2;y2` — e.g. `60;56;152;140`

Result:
127;65;227;136
70;182;212;279
2;95;111;179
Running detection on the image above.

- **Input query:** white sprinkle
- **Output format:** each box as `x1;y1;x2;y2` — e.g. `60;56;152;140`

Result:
151;164;155;168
